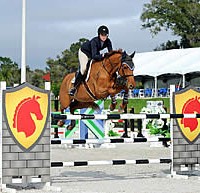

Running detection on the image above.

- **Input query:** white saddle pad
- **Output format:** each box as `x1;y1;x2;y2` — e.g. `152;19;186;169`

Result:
85;60;93;82
71;60;93;83
71;77;75;83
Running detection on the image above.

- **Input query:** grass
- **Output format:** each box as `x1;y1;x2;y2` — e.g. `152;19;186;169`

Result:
51;97;170;113
104;98;170;113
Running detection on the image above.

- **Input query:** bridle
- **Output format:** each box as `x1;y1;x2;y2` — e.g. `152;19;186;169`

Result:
117;52;135;79
102;52;134;79
118;62;134;79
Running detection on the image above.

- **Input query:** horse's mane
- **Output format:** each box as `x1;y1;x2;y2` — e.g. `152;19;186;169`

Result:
13;97;31;128
63;49;124;78
104;49;123;58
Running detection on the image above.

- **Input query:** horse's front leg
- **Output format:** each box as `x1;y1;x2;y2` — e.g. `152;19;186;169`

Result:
107;80;120;111
119;90;129;111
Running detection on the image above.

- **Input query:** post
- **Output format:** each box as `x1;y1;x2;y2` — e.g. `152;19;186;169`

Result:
130;108;135;132
170;84;175;176
0;82;6;187
182;74;185;88
137;119;143;137
154;76;157;97
21;0;26;83
122;106;128;138
54;98;59;111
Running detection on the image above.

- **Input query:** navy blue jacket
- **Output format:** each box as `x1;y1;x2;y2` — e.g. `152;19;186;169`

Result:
81;36;113;61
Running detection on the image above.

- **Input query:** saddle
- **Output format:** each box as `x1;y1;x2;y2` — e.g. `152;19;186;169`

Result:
71;59;93;83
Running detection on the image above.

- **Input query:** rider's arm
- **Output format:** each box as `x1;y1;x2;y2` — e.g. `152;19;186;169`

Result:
91;40;103;61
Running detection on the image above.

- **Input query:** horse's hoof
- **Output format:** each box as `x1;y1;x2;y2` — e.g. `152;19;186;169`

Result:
118;106;123;112
57;120;65;127
67;125;73;130
110;103;117;111
118;103;127;112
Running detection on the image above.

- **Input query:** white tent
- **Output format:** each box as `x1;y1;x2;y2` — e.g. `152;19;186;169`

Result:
133;47;200;96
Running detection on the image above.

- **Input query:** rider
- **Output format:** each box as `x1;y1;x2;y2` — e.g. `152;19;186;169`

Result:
69;25;113;96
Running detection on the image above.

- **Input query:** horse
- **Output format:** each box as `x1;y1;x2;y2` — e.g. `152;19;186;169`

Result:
59;50;136;129
13;95;43;137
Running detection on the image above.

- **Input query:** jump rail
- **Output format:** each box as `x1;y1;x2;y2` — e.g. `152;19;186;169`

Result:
51;158;171;167
51;113;200;120
51;137;170;145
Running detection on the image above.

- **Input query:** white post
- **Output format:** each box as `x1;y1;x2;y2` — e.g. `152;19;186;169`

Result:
170;84;175;176
0;81;6;186
182;74;185;88
45;82;51;91
45;82;51;116
154;76;157;97
21;0;26;83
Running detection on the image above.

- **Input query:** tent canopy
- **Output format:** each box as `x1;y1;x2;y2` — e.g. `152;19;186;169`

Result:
134;47;200;77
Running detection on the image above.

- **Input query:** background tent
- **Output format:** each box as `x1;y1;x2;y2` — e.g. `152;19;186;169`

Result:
133;47;200;96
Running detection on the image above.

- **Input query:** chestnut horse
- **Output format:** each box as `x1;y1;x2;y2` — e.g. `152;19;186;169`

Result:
59;50;136;129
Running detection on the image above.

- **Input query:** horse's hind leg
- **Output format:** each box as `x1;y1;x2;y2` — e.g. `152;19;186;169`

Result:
67;120;76;130
65;101;78;130
70;100;100;113
110;95;117;111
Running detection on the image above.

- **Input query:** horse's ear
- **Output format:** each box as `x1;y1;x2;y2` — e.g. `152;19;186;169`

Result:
122;51;127;60
130;51;135;58
32;95;40;100
36;96;40;100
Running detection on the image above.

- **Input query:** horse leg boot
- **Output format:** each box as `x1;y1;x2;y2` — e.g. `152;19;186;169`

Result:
110;95;117;111
119;92;128;111
69;72;83;96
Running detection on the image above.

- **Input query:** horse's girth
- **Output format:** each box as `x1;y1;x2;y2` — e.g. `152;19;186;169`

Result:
83;81;98;100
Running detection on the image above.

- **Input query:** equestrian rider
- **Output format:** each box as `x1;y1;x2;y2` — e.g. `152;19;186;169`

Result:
69;25;113;96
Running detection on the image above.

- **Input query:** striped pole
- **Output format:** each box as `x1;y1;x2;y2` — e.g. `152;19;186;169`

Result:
51;113;200;120
51;158;171;167
51;137;170;145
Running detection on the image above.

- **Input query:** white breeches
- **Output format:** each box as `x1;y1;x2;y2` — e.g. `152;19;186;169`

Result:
79;49;89;75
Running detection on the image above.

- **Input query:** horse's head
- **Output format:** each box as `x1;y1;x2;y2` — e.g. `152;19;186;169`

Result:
118;51;136;89
103;50;136;90
30;95;43;120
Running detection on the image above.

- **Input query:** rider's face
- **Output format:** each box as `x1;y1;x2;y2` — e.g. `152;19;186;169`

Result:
99;33;108;42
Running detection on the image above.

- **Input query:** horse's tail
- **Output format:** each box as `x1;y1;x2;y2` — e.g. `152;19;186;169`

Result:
91;102;100;112
70;100;100;114
59;73;75;110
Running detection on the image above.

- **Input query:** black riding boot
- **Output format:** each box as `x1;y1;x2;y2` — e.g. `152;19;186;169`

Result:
69;72;83;96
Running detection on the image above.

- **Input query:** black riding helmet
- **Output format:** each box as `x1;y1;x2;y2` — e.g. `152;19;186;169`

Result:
98;25;109;36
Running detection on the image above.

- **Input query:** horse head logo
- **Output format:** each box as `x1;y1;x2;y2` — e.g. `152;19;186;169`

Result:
13;95;43;137
3;82;50;152
174;87;200;143
181;96;200;132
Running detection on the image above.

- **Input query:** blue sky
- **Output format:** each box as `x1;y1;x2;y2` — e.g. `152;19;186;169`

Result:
0;0;178;70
